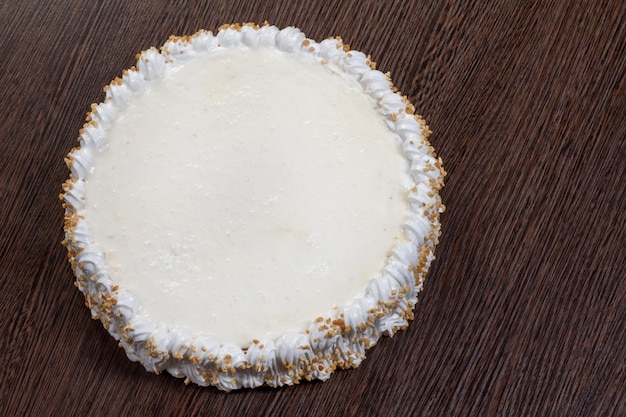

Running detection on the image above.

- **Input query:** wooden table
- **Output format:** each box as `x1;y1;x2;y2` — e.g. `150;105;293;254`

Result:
1;1;624;416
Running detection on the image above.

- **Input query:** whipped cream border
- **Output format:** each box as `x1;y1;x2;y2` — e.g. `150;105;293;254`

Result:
61;23;445;391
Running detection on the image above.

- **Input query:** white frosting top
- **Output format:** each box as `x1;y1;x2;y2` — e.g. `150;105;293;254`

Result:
85;47;411;346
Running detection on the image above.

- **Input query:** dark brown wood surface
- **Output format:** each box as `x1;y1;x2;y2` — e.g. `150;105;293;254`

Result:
1;1;624;416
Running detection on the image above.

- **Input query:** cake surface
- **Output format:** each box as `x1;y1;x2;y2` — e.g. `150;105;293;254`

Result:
62;23;445;390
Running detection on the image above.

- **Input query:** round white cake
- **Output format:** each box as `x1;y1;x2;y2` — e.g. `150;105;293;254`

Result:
61;23;445;390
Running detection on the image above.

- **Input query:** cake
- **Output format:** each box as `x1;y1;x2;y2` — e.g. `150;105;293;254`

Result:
61;23;445;390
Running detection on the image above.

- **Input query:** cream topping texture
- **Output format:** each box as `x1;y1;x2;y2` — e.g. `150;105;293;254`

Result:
62;23;445;390
85;47;412;347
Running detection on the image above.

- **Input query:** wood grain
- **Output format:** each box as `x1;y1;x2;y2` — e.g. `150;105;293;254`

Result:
1;0;624;416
